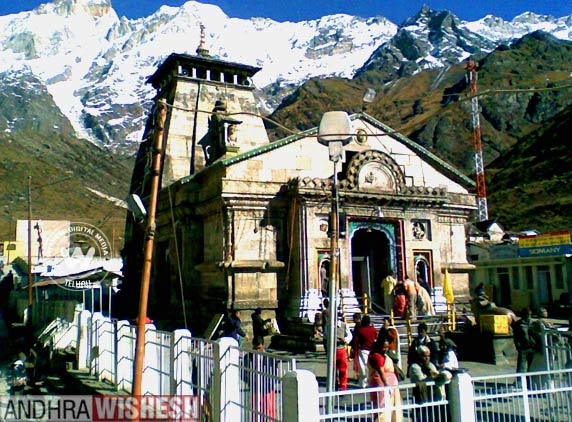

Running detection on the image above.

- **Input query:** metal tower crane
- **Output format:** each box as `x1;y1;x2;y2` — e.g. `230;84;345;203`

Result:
466;59;489;221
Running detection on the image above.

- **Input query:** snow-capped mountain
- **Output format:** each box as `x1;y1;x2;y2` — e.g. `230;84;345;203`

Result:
357;5;572;82
465;11;572;42
0;0;571;154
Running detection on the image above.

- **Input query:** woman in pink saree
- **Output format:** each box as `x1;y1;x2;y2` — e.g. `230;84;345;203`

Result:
368;340;403;422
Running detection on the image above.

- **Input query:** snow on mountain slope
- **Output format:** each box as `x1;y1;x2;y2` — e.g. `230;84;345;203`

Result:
462;12;572;42
0;0;397;149
0;0;570;153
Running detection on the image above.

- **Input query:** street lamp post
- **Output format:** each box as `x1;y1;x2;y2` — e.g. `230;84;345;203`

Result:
317;111;352;394
326;159;340;394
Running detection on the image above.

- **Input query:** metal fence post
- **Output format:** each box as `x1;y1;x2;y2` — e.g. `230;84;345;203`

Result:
92;315;99;379
170;330;175;395
209;343;226;422
113;319;119;389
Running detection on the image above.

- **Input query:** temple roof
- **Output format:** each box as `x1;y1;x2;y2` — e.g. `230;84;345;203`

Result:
146;52;262;89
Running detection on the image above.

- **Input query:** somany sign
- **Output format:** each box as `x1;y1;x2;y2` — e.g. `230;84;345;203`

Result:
518;230;572;257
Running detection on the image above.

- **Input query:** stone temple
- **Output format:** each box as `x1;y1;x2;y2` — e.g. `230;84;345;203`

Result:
118;32;477;335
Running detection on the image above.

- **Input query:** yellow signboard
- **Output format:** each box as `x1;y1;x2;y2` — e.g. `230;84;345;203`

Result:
518;231;571;248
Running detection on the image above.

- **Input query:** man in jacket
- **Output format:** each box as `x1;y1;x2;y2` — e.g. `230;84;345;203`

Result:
251;307;271;348
225;309;247;346
407;322;439;376
512;307;537;373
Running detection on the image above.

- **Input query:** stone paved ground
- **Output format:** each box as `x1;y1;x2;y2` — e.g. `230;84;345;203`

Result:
273;347;517;390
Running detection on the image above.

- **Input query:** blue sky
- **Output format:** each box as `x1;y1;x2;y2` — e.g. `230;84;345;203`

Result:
1;0;570;24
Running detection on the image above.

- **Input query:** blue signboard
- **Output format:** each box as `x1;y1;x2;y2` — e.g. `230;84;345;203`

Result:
518;244;572;257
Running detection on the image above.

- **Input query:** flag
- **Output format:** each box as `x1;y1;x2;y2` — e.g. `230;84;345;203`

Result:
443;268;455;304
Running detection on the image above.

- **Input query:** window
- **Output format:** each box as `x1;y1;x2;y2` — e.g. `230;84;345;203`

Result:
525;266;534;290
413;251;433;288
224;72;235;84
196;68;207;79
511;267;520;289
555;264;564;289
497;267;510;287
487;268;496;286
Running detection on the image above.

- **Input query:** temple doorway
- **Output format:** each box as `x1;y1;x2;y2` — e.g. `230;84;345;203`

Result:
351;228;391;312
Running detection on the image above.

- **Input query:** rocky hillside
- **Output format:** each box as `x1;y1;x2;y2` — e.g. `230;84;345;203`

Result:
268;31;572;232
271;31;572;173
0;70;131;251
3;30;572;240
486;103;572;231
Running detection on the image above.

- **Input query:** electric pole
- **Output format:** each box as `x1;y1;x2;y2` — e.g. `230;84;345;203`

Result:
466;59;489;221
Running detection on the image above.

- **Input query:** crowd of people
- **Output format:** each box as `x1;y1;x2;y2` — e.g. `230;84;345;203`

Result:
318;304;457;419
216;277;566;420
381;271;435;319
214;303;457;419
218;268;456;403
285;301;460;421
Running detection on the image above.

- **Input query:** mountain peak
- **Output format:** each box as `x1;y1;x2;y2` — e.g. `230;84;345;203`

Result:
38;0;113;18
402;4;458;29
403;4;436;25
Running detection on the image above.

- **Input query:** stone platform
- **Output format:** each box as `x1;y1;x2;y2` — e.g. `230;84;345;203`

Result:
449;328;517;365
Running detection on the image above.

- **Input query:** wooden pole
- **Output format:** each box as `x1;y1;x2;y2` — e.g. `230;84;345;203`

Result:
132;98;167;397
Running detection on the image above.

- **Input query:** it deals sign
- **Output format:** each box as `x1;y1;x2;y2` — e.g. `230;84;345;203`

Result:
0;395;200;421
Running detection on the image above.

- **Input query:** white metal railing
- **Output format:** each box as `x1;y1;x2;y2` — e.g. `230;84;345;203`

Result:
472;368;572;421
233;345;297;421
115;320;136;392
38;316;77;351
542;327;572;370
45;310;296;421
45;309;572;421
173;334;217;419
318;381;449;421
144;329;173;395
90;314;115;383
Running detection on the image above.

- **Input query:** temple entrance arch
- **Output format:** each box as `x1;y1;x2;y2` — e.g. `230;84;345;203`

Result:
349;221;396;311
